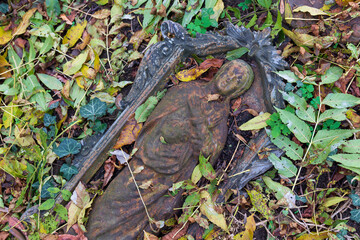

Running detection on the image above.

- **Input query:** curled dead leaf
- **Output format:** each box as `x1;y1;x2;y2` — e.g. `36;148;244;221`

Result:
114;116;143;149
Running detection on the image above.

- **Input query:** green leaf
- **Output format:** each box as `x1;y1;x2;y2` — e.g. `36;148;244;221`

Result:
199;153;216;181
239;112;271;130
37;73;63;90
281;91;316;123
268;154;297;178
318;108;347;122
179;192;201;223
54;204;68;221
80;98;107;121
61;189;72;201
274;70;300;83
44;114;56;127
347;43;359;59
267;130;303;160
322;196;347;208
313;129;358;148
320;66;343;85
271;10;282;38
330;154;360;169
60;164;78;180
39;36;54;55
262;176;296;207
257;0;271;9
135;90;166;123
0;3;8;14
38;198;55;210
247;189;272;219
322;93;360;109
245;14;257;28
54;138;81;158
339;165;360;175
191;165;202;184
350;209;360;223
63;50;88;75
350;194;360;207
340;139;360;153
182;0;205;27
23;74;42;95
276;107;311;143
46;0;61;17
226;47;249;61
47;187;60;194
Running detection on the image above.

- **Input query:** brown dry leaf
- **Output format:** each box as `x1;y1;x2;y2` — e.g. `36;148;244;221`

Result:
75;30;91;50
0;26;12;45
162;223;189;240
0;67;11;78
139;180;153;190
234;214;256;240
176;58;224;82
335;0;353;6
129;30;148;51
232;97;242;110
60;14;73;24
61;80;71;99
103;158;115;187
143;231;159;240
206;93;221;102
133;165;144;174
92;9;111;19
234;133;247;144
63;21;88;47
243;109;258;116
13;8;37;36
114;117;143;149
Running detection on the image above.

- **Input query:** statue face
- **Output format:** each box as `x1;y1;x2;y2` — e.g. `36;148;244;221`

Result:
214;59;254;98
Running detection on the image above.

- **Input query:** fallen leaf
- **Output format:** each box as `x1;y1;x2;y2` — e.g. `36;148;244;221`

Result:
239;112;271;131
234;214;256;240
13;8;37;36
80;65;96;79
162;223;189;240
200;190;228;232
0;26;12;45
284;0;293;25
176;59;224;82
114;117;143;149
346;109;360;128
282;28;315;47
92;9;111;19
231;97;242;110
247;189;272;219
139;180;153;189
60;14;73;24
63;21;88;47
129;30;148;51
293;6;329;16
110;150;130;164
103;158;115;187
63;49;88;75
206;93;221;102
75;30;91;50
143;231;159;240
296;231;329;240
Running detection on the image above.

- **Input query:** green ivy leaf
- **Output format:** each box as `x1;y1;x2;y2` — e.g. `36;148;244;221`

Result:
268;154;297;178
199;153;216;181
350;209;360;223
80;98;107;121
60;164;78;180
320;66;343;85
54;138;81;158
39;198;55;210
43;114;56;127
350;194;360;207
322;93;360;109
276;107;311;143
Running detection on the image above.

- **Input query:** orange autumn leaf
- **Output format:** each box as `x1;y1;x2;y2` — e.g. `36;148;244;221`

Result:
114;116;142;149
176;58;224;82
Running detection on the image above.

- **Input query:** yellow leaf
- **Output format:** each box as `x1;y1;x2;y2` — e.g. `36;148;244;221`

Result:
2;102;23;128
284;1;293;25
61;79;72;98
63;21;87;47
0;159;27;178
0;26;12;45
14;126;35;147
247;189;272;219
296;231;329;240
239;112;271;131
322;196;347;208
234;214;256;240
0;55;10;67
191;165;202;184
211;0;224;21
81;65;96;79
143;231;159;240
63;50;88;75
282;28;315;47
67;202;82;231
293;6;329;16
13;8;37;36
93;49;100;72
200;190;228;232
176;68;208;82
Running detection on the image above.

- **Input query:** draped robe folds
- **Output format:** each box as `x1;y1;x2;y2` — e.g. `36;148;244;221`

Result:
86;81;229;240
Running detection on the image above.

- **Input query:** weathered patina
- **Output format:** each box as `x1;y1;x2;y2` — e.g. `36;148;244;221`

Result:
86;60;254;239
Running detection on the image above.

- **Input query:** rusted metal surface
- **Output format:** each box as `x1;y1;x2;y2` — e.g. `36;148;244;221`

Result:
86;60;255;239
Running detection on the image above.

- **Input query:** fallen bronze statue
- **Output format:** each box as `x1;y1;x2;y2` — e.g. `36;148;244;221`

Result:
68;20;287;239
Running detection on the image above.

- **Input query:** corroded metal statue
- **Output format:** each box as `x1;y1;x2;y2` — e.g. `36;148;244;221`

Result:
82;21;286;239
86;60;254;239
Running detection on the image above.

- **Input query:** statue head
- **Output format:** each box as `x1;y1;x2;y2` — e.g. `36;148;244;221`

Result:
214;59;254;99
